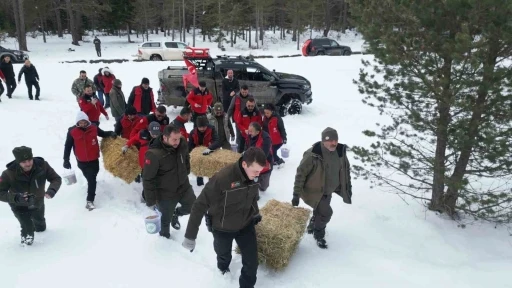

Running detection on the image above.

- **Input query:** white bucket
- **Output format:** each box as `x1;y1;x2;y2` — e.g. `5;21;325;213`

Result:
231;143;238;152
145;208;162;234
281;147;290;158
62;169;77;185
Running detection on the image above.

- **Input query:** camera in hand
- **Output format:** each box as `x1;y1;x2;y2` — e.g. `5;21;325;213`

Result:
26;194;36;210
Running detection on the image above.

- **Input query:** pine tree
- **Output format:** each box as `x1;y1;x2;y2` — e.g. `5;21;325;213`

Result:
348;0;512;223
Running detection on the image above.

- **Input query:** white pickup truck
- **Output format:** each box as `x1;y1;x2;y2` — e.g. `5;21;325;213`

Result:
137;41;210;61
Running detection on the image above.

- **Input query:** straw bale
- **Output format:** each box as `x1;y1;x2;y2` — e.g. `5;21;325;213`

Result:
190;146;240;178
236;199;311;271
100;137;141;183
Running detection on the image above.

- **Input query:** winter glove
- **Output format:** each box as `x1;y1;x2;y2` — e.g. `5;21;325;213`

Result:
204;213;213;232
134;173;141;183
121;145;129;154
292;194;300;207
45;189;56;199
253;214;262;225
182;238;196;252
63;160;71;169
109;131;117;139
14;192;29;204
202;148;213;155
230;136;235;142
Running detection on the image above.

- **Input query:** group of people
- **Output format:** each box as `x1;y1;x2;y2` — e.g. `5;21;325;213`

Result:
0;56;41;101
0;64;353;288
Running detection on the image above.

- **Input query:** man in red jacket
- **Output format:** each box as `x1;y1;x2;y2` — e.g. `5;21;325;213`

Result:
172;107;192;139
188;116;221;186
100;67;116;109
63;111;117;210
130;105;169;139
187;80;213;127
235;97;262;153
114;106;140;139
79;85;109;126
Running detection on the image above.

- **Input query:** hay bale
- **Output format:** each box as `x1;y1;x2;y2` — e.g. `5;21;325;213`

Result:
236;199;311;271
100;137;141;183
190;146;240;178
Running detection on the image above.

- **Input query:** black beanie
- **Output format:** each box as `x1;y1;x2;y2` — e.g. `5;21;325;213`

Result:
141;77;150;85
125;106;137;115
196;116;209;127
12;146;33;163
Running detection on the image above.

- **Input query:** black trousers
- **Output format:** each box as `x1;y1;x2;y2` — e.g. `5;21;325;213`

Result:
213;223;259;288
313;194;333;238
11;203;46;237
26;80;40;99
156;185;196;236
96;49;101;57
222;96;232;113
5;78;16;96
236;128;245;153
77;159;100;202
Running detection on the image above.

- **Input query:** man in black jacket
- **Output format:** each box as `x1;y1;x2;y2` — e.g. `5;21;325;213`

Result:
93;36;101;57
0;55;16;98
221;70;240;112
0;146;62;245
143;124;197;238
18;60;40;100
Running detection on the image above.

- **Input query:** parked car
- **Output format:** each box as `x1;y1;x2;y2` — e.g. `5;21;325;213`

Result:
157;55;313;117
361;41;370;54
0;46;29;63
301;37;352;56
137;41;210;61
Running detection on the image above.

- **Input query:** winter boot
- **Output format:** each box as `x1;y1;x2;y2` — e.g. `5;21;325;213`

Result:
35;96;40;100
21;235;34;246
34;223;46;232
159;231;171;239
313;229;328;249
219;268;230;275
307;216;315;234
86;201;95;211
171;208;183;230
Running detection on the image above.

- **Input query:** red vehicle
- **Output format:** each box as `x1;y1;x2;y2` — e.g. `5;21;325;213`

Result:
183;47;210;59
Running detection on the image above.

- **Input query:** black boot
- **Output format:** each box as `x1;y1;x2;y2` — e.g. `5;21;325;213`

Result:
313;229;328;249
171;208;183;230
307;216;315;234
219;267;230;275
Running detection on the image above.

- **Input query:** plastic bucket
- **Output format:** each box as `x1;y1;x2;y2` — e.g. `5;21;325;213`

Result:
62;169;77;185
281;147;290;158
231;143;238;152
145;208;162;234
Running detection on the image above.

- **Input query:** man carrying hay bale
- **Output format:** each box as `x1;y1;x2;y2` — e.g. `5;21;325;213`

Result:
63;111;117;211
292;127;352;249
188;115;221;186
143;125;196;238
182;147;267;288
245;122;273;195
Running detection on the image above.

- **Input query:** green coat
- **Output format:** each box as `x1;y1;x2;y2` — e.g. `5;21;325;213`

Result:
0;157;62;206
293;142;352;209
109;86;126;119
71;77;96;100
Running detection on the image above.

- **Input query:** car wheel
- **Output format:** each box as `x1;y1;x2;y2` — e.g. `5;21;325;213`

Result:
151;54;162;61
288;99;303;115
343;50;351;56
317;51;325;56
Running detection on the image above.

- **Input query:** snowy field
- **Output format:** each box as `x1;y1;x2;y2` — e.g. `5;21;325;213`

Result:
0;31;511;288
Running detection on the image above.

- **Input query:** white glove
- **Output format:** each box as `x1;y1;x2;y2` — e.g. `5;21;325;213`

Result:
121;145;128;154
202;148;213;155
182;238;196;252
230;136;235;142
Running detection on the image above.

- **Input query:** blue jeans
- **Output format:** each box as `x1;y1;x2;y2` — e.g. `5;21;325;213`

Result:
104;93;110;108
97;90;104;106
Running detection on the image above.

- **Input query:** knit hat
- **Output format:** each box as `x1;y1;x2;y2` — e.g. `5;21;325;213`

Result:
213;102;223;112
75;111;91;126
321;127;338;142
125;106;137;115
148;121;161;136
113;79;122;87
12;146;33;163
141;77;150;85
196;115;209;127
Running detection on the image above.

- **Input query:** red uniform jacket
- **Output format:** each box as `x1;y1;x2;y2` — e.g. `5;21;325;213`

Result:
172;115;189;139
64;125;110;162
236;107;263;139
101;74;116;94
115;114;141;139
79;94;108;122
130;114;170;139
126;130;152;168
186;87;213;114
263;115;287;145
245;131;272;174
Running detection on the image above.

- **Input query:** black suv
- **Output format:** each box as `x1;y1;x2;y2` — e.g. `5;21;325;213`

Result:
0;46;29;63
304;37;352;56
157;55;313;116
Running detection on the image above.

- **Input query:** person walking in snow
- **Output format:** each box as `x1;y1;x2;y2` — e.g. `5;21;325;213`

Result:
18;60;40;100
182;147;266;288
71;70;96;103
114;106;140;140
227;85;256;153
235;97;262;153
143;124;196;238
122;121;161;200
93;36;101;57
292;127;353;249
79;85;109;126
262;103;287;168
244;122;273;195
0;146;62;246
93;68;104;106
188;115;221;186
187;80;213;127
101;67;115;109
0;69;5;102
0;55;17;99
208;102;235;150
221;69;240;112
172;107;192;139
127;77;156;115
109;79;126;118
63;111;117;211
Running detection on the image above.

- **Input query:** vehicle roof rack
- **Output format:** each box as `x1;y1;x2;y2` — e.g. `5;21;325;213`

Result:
183;55;215;70
215;55;255;61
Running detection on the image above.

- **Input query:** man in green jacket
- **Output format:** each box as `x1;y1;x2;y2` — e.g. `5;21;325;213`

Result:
143;124;197;238
292;127;352;249
182;147;266;288
0;146;62;246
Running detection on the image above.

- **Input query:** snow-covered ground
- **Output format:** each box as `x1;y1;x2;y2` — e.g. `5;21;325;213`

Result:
0;31;511;288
